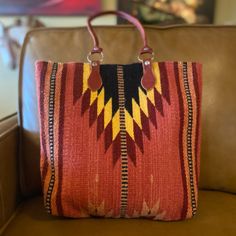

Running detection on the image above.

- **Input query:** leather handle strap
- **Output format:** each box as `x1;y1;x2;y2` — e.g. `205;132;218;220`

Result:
87;10;153;56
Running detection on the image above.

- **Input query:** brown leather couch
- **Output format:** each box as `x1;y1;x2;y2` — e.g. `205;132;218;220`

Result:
0;25;236;236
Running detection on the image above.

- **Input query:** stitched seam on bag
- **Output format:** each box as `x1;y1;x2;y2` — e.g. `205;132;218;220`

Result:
183;62;197;216
45;63;58;214
117;65;128;217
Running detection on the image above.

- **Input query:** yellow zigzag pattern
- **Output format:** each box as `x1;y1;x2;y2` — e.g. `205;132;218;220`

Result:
82;63;90;94
83;63;120;142
82;62;163;143
125;62;162;141
152;62;162;94
112;111;120;141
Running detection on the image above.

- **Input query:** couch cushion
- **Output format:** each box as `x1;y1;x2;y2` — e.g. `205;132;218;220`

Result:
2;191;236;236
19;26;236;196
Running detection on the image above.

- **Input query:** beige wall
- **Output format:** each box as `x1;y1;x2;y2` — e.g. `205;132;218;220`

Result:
0;0;117;27
215;0;236;24
0;0;117;119
0;58;18;119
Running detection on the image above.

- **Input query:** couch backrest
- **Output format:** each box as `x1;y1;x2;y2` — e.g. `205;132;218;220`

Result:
19;25;236;196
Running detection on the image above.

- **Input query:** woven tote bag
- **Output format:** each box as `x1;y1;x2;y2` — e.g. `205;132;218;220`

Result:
35;11;202;221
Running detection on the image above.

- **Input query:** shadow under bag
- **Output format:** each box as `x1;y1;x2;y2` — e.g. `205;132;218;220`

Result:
35;10;202;221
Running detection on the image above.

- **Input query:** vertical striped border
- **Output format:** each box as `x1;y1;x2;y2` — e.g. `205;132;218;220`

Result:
182;62;197;216
174;62;188;219
45;63;58;214
159;62;171;104
192;63;202;186
175;62;198;218
117;65;129;217
73;63;84;104
55;64;68;216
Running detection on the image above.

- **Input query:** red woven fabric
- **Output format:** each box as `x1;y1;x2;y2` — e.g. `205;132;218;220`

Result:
35;61;202;220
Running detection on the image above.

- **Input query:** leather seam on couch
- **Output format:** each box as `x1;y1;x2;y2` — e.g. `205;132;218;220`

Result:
0;113;17;123
0;118;21;232
0;125;18;142
0;207;20;235
0;115;18;142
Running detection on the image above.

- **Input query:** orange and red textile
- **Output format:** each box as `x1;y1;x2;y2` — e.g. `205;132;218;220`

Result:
35;61;202;220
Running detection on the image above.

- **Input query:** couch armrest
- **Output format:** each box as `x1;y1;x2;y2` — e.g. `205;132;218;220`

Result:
0;114;21;231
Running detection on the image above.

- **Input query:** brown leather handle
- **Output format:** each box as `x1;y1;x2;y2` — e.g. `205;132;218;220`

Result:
87;10;153;56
